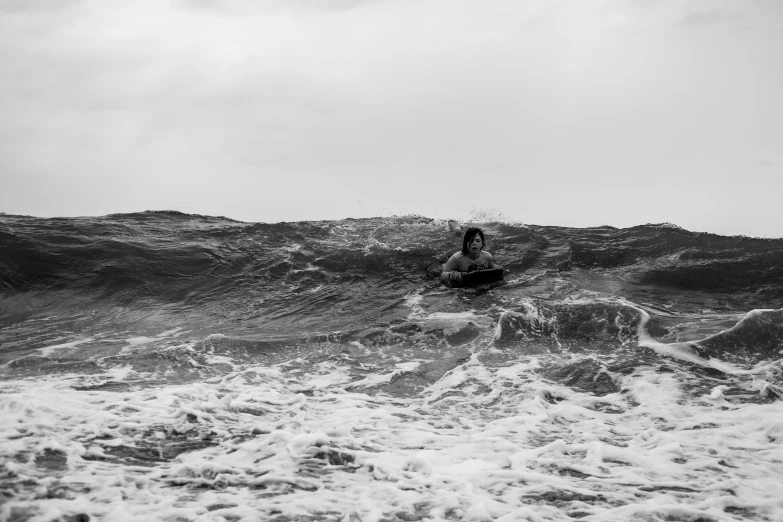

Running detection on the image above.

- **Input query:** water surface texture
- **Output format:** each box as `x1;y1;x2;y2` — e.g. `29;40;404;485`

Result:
1;212;782;521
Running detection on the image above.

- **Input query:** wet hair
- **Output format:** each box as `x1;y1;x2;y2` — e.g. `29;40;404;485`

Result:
461;227;485;255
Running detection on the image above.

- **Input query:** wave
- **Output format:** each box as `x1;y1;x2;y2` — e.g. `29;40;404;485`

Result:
2;211;782;365
494;300;644;351
3;211;783;522
3;213;783;299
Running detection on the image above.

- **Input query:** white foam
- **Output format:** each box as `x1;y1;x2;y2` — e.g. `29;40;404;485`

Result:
38;338;94;357
117;336;159;354
347;362;421;389
622;299;754;375
155;327;183;338
2;325;783;521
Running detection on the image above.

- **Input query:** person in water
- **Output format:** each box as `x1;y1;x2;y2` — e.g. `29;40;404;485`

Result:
440;227;495;285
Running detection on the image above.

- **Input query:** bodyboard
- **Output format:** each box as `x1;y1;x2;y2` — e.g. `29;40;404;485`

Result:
460;268;504;286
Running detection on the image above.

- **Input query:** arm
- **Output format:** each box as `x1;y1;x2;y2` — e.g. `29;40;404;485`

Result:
440;253;463;284
487;254;504;274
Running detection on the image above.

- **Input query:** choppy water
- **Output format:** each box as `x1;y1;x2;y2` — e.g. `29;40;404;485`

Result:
1;212;782;521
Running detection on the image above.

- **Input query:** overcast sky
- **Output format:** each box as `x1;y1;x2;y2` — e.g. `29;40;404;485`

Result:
1;0;781;236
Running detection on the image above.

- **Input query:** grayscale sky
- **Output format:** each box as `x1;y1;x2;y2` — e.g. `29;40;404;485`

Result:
1;0;781;236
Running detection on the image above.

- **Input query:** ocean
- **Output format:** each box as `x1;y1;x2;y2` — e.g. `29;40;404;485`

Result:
1;211;782;522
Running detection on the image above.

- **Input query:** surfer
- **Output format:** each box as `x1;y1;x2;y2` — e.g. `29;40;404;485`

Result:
440;227;496;285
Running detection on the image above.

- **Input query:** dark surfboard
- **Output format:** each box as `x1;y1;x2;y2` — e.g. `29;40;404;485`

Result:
460;268;504;286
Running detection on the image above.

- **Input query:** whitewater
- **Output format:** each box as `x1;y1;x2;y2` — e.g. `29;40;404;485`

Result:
1;212;782;522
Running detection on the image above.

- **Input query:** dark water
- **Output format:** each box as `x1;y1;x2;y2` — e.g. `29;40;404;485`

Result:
1;212;782;521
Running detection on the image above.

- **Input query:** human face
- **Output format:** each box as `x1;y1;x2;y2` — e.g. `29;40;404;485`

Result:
468;234;484;254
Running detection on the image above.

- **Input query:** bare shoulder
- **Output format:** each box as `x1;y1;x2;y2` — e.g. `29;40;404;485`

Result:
442;251;464;271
